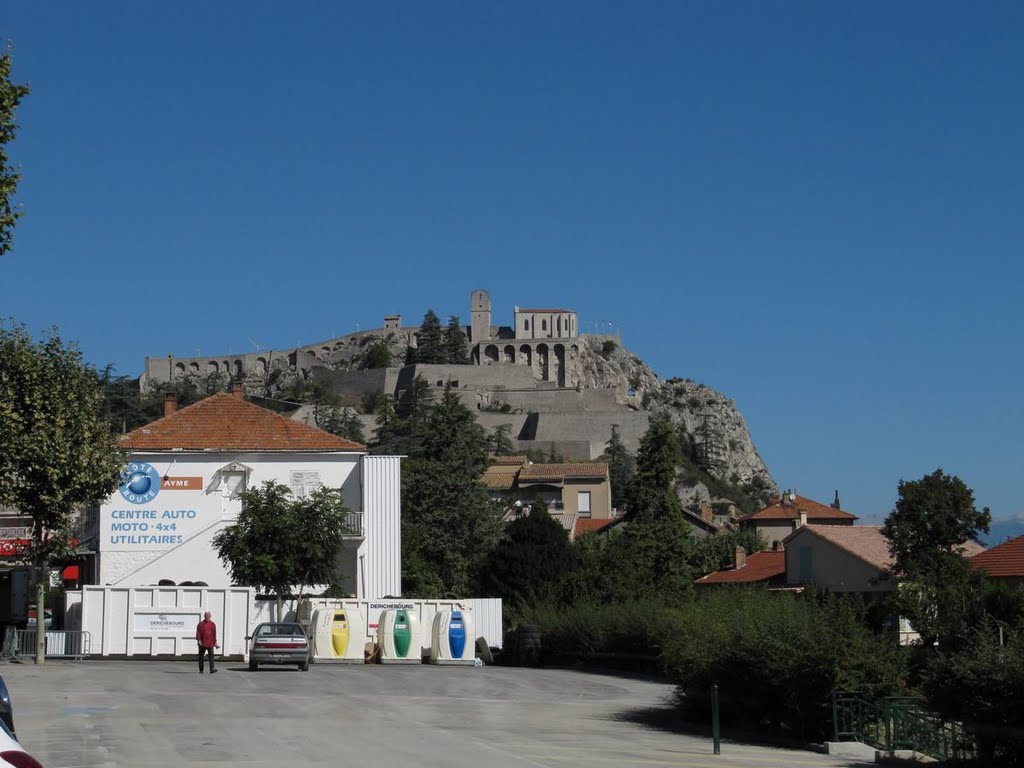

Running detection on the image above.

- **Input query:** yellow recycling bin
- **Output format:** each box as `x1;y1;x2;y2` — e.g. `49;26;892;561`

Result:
331;610;350;657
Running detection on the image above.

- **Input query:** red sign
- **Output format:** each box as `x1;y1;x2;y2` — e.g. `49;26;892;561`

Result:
0;539;30;557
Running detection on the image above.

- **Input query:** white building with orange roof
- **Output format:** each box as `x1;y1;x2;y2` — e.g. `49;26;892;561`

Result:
97;386;401;597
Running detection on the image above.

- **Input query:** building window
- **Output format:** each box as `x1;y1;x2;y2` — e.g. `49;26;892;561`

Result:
577;491;591;518
289;470;322;499
542;320;547;331
524;319;529;332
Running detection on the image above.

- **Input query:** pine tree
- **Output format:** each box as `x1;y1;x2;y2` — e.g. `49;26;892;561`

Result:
443;315;469;364
490;424;515;456
626;414;682;522
604;425;635;512
402;385;502;595
414;309;444;364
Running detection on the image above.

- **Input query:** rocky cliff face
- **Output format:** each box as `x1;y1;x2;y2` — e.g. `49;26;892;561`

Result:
577;336;777;510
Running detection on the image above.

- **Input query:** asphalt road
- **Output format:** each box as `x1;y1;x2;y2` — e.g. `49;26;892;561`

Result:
2;660;873;768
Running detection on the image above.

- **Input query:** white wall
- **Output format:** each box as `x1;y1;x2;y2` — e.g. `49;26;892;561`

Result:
361;456;402;598
67;588;502;658
68;586;255;657
98;451;374;590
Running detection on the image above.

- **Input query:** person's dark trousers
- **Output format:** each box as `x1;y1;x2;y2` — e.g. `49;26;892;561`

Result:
198;646;216;673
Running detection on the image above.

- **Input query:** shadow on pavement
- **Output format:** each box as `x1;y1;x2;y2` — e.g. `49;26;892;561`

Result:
611;704;876;767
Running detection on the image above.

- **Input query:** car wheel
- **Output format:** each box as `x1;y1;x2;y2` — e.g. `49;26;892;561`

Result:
299;662;309;672
249;660;258;671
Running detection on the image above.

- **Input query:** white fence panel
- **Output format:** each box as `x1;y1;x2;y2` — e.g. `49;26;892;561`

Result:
73;586;255;658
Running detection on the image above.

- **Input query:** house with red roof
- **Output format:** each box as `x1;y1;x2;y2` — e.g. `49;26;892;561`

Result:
482;458;613;539
971;535;1024;587
737;490;857;547
97;386;401;597
694;546;787;588
782;524;986;594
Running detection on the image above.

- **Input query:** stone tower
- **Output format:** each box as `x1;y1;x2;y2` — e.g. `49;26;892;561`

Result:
470;289;491;343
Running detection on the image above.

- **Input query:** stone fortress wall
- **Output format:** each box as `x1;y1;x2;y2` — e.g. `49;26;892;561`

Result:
142;289;645;458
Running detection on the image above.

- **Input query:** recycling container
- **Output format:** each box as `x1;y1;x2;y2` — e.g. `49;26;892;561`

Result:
378;609;422;664
429;609;476;665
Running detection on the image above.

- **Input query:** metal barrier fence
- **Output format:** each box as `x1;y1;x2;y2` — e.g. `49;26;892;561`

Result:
6;629;92;660
832;691;972;761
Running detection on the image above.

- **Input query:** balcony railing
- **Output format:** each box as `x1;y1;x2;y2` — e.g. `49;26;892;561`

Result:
343;512;364;537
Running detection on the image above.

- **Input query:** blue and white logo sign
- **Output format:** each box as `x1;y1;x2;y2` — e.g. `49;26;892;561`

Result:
119;462;161;504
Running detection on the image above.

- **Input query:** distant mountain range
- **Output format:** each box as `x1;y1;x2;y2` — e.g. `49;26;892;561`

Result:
984;516;1024;547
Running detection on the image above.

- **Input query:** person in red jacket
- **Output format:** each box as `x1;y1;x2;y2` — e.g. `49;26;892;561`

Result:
196;611;219;673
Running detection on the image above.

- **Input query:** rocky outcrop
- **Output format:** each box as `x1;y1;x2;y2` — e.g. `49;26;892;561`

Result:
577;336;776;508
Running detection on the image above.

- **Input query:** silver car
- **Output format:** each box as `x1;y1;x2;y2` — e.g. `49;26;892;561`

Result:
246;623;310;671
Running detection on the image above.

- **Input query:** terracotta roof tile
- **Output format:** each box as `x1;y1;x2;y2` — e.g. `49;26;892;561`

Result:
787;525;894;570
695;550;786;585
482;471;518;491
573;518;617;537
519;463;609;482
738;494;858;522
120;392;364;452
971;535;1024;578
490;456;528;466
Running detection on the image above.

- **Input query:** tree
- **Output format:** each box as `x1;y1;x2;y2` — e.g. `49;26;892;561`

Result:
881;468;991;648
0;50;30;257
317;405;365;444
414;309;444;364
372;375;433;455
489;423;515;456
443;315;469;364
0;325;124;663
360;339;393;369
626;414;682;522
402;385;503;595
603;425;635;512
479;500;575;610
212;481;351;619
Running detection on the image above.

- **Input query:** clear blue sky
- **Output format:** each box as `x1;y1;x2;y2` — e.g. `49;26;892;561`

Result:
2;2;1022;529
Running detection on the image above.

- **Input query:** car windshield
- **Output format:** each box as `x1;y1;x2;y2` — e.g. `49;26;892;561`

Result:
257;624;304;636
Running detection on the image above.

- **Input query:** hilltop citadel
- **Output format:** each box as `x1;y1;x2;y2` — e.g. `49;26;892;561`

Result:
142;289;773;500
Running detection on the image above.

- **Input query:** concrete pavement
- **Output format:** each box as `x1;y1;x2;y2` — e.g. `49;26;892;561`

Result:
1;660;874;768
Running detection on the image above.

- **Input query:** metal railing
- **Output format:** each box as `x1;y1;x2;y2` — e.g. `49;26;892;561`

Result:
832;691;972;761
7;629;92;661
343;512;364;537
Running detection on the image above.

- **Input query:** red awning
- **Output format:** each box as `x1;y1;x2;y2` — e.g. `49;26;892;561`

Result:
0;539;29;557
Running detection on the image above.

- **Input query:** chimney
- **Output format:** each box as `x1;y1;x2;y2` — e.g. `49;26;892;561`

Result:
795;509;808;529
781;489;797;506
831;490;841;510
163;392;177;417
733;546;747;569
701;506;714;523
230;381;246;398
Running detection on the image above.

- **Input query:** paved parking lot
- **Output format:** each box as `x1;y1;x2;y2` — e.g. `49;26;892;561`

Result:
2;660;872;768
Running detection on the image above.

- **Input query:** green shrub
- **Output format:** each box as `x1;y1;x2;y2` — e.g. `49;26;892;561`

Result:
660;589;907;741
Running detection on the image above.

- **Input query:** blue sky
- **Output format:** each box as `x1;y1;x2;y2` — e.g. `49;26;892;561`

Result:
2;2;1022;532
